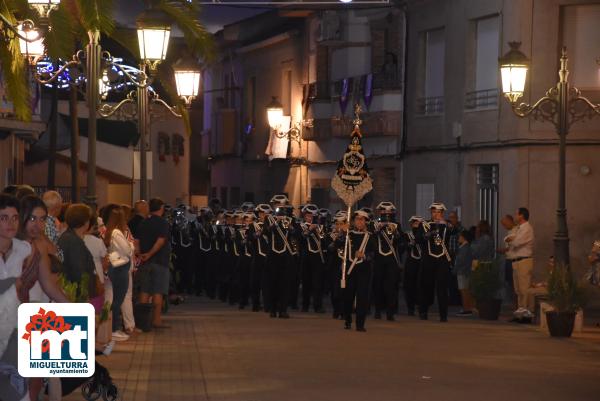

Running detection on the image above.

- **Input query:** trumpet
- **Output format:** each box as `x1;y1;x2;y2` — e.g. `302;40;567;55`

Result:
375;221;398;236
422;220;451;262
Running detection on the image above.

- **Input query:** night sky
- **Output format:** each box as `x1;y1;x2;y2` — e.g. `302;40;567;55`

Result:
114;3;270;34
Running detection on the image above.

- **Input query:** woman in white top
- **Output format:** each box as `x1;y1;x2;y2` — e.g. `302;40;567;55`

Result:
103;206;134;341
1;194;68;401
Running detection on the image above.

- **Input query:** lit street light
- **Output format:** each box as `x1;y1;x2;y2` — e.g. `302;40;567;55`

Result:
499;42;600;267
21;2;201;204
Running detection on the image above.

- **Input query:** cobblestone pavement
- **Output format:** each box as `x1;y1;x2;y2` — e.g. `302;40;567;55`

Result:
67;297;600;401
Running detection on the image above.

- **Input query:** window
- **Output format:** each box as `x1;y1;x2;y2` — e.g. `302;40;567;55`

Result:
244;192;255;203
417;28;445;115
466;16;500;109
220;187;228;209
476;165;499;243
416;183;435;218
230;186;240;207
562;5;600;89
282;69;292;116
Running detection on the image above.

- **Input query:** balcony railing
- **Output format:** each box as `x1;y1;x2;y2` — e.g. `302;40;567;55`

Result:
416;96;444;116
465;88;499;110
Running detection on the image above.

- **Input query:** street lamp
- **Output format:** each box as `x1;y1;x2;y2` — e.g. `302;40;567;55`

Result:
27;0;60;19
266;96;284;130
173;55;202;106
17;21;45;64
136;8;171;73
499;42;600;267
265;96;312;144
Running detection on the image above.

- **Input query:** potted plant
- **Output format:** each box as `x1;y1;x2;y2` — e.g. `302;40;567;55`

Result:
545;263;587;338
469;260;503;320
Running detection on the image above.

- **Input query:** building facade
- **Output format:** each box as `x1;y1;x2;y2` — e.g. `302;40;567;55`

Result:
204;6;405;210
401;0;600;278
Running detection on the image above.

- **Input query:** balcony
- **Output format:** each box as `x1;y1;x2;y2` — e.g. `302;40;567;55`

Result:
416;96;444;116
464;88;499;111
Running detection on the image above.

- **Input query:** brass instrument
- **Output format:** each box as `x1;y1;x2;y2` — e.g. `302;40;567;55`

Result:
422;220;451;262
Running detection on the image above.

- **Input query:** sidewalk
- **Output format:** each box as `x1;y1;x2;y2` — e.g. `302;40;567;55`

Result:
64;297;600;401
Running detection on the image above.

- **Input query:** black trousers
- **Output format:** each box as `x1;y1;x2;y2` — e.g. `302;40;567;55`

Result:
251;255;266;309
238;255;252;307
330;259;343;317
302;252;326;311
217;251;232;302
204;250;217;299
372;255;400;317
343;264;372;329
174;245;195;294
403;256;421;313
267;253;292;314
418;256;450;320
288;256;300;308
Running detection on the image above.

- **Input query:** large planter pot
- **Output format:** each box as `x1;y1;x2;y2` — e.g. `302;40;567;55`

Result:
546;311;576;338
476;299;502;320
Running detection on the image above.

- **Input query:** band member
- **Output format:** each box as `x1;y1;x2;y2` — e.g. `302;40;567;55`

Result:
250;204;272;312
403;216;423;316
372;202;404;321
329;211;347;319
195;207;214;298
171;205;197;295
264;195;297;318
227;210;244;305
216;210;233;303
336;209;375;332
416;202;451;322
300;204;327;313
236;212;255;309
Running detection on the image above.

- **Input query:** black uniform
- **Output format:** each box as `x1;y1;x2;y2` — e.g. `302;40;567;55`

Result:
264;217;297;317
249;221;269;311
416;220;451;321
171;211;197;295
372;223;404;319
403;229;422;315
235;226;253;309
336;229;375;330
300;223;327;312
195;217;213;297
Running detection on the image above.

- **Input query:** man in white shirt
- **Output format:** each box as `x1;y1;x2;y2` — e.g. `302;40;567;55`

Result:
505;207;535;316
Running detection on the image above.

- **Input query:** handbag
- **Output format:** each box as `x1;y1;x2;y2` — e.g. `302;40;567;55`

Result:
108;251;129;267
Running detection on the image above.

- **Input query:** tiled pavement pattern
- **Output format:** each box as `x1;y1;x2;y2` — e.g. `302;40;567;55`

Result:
66;298;600;401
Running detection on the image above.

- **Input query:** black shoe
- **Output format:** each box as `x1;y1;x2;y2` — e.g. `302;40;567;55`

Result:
374;311;382;320
386;315;395;322
279;312;290;319
252;305;261;312
314;308;326;314
290;305;299;310
332;313;341;320
270;312;277;318
508;317;520;323
238;305;245;310
356;327;367;332
407;309;415;316
344;322;352;330
440;317;448;322
301;307;309;313
419;313;428;320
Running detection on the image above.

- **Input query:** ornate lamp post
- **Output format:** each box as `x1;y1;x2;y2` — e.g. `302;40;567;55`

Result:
499;42;600;267
23;2;201;203
265;96;312;143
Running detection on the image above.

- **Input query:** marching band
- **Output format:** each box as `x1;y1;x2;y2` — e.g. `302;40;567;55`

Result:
167;196;453;331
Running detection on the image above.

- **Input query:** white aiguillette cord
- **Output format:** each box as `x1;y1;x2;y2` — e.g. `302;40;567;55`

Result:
347;232;369;276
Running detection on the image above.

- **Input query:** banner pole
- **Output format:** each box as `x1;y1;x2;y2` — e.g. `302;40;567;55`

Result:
340;204;352;288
